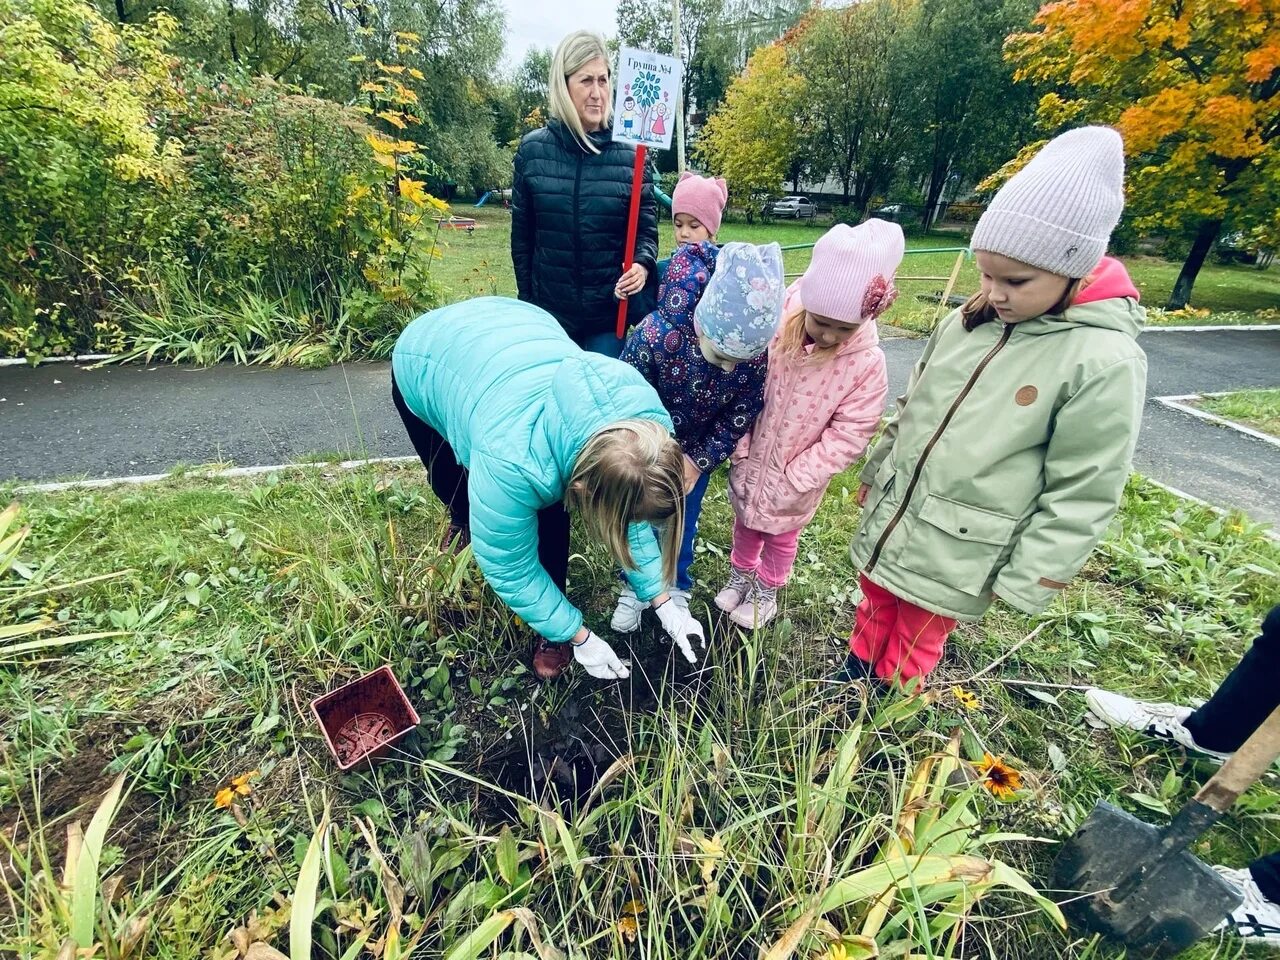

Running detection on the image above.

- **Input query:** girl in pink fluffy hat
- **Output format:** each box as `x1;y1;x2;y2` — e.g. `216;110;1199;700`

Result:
718;220;903;628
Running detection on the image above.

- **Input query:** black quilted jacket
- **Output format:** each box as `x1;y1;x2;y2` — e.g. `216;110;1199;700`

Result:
511;119;658;339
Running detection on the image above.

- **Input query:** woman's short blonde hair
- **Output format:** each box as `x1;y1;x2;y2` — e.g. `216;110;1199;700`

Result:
548;31;612;154
564;418;685;588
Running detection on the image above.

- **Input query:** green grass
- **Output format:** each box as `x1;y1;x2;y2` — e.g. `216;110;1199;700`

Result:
1195;388;1280;438
2;460;1277;958
431;206;1280;333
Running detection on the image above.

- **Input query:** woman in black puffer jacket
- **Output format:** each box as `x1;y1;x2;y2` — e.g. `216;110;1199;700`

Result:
511;31;658;358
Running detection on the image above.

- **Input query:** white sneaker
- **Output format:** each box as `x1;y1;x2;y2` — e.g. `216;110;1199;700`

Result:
610;587;644;633
1213;865;1280;944
1083;689;1233;762
728;583;778;629
714;566;754;613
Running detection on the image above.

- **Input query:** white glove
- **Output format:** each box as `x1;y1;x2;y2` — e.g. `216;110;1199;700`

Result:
572;630;631;680
654;598;703;664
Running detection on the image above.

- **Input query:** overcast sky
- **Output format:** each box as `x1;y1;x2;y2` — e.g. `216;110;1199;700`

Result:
501;0;621;67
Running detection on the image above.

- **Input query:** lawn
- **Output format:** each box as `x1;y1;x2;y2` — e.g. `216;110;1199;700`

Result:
2;461;1278;959
1195;388;1280;438
430;206;1280;333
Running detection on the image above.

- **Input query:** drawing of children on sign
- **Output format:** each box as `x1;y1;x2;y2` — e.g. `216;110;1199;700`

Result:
622;95;637;136
612;47;682;150
651;101;668;139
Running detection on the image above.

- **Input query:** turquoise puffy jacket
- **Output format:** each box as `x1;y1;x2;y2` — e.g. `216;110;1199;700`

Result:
392;297;674;642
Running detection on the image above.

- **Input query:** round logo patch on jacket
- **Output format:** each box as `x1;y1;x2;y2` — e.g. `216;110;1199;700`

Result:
1015;385;1038;406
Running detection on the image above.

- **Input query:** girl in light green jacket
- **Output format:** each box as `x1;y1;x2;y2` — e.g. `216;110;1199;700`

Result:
846;127;1147;686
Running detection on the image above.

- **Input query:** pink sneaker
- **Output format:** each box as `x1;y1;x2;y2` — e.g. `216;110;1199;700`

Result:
729;583;779;629
714;566;754;612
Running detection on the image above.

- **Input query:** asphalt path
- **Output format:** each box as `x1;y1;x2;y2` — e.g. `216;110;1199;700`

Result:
2;329;1277;525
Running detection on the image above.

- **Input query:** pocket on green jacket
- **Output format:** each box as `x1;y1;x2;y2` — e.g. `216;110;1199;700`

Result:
897;495;1018;596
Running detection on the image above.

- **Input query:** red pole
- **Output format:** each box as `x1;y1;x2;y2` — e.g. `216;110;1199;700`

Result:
617;145;648;339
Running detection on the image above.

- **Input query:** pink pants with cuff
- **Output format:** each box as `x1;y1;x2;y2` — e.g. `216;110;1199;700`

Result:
730;519;802;588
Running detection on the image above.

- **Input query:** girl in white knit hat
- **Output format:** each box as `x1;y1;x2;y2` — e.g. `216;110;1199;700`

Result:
845;126;1147;687
717;220;902;629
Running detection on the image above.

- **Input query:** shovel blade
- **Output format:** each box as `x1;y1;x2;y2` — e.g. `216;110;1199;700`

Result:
1054;801;1242;958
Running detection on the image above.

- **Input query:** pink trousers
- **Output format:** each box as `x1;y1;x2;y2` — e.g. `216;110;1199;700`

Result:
730;519;802;588
850;574;957;684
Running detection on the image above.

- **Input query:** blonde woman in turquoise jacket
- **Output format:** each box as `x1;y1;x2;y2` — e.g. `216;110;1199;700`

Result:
391;297;706;681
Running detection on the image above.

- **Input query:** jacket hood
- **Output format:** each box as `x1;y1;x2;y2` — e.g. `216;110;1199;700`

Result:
835;316;880;355
545;354;671;480
1014;258;1145;339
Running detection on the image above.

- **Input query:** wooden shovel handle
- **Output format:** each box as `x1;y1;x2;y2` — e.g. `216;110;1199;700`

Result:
1195;705;1280;813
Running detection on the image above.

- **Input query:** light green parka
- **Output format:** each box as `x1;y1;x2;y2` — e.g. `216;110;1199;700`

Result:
851;259;1147;620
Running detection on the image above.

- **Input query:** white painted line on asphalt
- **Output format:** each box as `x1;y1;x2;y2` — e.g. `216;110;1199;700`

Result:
16;456;419;494
0;353;116;368
1144;478;1279;541
1154;394;1280;450
1143;324;1280;333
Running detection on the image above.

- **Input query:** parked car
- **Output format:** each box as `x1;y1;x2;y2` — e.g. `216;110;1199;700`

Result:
767;196;817;219
873;202;905;221
1216;231;1260;265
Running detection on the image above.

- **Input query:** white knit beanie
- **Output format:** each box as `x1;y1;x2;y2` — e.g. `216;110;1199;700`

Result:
971;126;1125;278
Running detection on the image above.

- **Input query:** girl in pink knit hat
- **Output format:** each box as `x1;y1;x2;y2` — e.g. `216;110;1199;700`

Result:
718;220;902;628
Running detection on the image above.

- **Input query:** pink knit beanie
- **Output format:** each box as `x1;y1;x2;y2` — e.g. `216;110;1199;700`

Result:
798;220;905;325
672;171;728;237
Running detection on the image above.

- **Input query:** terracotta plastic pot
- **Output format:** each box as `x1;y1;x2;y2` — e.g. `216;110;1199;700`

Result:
310;666;420;770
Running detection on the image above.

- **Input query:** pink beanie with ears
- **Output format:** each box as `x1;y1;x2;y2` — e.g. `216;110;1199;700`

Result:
672;171;729;237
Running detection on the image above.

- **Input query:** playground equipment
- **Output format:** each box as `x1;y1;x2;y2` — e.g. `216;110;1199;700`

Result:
435;215;477;235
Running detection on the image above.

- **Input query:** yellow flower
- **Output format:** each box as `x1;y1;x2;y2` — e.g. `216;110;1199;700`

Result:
617;915;639;942
951;686;981;711
231;769;259;796
974;753;1023;801
825;945;850;960
214;786;235;809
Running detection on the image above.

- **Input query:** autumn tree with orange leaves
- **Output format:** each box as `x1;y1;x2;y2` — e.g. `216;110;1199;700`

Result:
1006;0;1280;309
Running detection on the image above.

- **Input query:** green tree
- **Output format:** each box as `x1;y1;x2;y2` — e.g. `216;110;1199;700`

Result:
0;0;183;350
905;0;1038;229
788;0;921;211
696;42;803;211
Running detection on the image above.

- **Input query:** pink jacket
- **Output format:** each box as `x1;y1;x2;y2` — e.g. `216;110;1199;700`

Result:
729;297;889;534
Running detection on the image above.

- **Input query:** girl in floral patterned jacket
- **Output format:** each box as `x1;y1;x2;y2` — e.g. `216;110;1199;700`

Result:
614;240;785;631
718;220;902;629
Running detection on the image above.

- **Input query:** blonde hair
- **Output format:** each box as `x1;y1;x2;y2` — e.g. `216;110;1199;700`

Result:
548;31;612;155
776;306;843;361
564;419;685;587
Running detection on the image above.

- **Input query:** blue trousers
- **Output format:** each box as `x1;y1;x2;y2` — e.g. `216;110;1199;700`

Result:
575;328;625;359
621;469;710;595
671;471;710;592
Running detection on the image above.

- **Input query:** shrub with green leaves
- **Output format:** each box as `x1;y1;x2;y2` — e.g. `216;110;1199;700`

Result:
0;0;183;356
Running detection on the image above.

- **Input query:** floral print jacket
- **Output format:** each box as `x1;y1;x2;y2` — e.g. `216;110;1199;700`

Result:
621;241;768;472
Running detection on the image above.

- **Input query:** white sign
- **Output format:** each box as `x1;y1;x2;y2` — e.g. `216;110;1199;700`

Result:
612;47;683;150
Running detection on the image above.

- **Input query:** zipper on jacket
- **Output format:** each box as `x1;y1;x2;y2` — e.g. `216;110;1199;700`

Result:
572;152;584;315
865;323;1015;573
